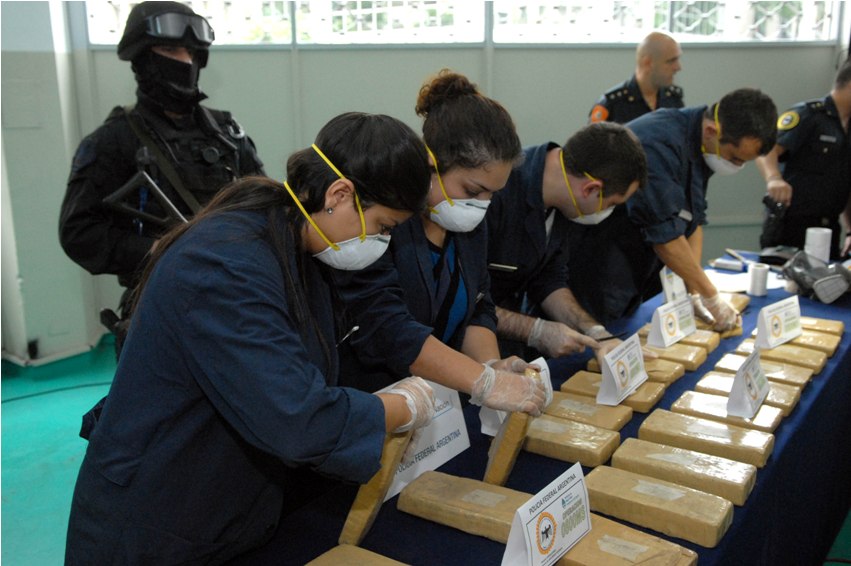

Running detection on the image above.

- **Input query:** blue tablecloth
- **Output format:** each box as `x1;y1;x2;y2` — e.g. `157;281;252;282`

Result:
234;287;851;566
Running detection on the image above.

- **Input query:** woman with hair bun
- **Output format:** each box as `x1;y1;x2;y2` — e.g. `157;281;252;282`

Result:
336;70;549;416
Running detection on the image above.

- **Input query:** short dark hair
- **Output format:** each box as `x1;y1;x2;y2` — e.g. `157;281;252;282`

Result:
561;122;648;196
416;69;522;172
835;57;851;89
709;88;777;155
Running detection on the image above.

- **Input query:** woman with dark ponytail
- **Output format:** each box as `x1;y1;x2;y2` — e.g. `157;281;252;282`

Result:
336;70;550;415
65;112;437;565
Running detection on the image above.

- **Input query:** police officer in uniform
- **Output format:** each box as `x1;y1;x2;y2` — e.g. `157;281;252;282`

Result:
588;31;684;125
59;1;265;339
756;57;851;260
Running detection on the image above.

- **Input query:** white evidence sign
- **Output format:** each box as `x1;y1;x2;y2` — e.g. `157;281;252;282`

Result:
660;266;688;303
597;334;648;406
647;295;697;348
383;381;470;500
754;295;802;349
502;462;591;566
726;348;770;419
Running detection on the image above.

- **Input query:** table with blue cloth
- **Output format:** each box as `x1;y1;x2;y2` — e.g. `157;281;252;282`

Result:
237;286;851;566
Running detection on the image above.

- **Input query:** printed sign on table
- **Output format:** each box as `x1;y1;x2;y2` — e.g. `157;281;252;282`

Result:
502;462;591;566
755;295;802;349
726;348;770;419
597;334;648;406
647;296;697;348
660;266;688;303
384;381;470;500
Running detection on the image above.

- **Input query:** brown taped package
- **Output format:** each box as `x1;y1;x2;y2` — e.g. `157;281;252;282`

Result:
695;319;744;338
483;411;531;486
638;324;720;353
524;414;620;467
714;353;812;388
695;371;801;416
752;328;841;357
585;466;734;548
307;545;408;565
339;430;413;546
397;471;530;543
639;339;708;371
735;339;826;374
612;438;756;506
586;357;686;385
560;371;666;413
800;316;845;336
639;409;774;468
556;512;697;566
544;391;633;431
670;390;784;433
482;368;542;486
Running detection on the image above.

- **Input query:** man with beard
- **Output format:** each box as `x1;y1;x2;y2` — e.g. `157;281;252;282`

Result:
59;1;265;350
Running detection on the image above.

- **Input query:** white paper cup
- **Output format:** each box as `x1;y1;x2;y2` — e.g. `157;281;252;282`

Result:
804;227;831;263
748;263;770;296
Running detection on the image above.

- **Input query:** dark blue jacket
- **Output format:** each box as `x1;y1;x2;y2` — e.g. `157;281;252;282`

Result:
486;143;572;312
336;214;497;393
65;211;386;565
567;107;713;322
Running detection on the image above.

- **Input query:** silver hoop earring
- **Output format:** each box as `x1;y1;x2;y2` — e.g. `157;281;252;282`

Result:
326;208;334;214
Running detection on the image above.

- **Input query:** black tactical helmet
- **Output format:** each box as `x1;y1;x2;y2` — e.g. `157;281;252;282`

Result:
117;1;214;67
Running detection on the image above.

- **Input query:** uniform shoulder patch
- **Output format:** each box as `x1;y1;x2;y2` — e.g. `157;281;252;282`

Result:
665;85;684;98
589;104;610;123
777;110;800;131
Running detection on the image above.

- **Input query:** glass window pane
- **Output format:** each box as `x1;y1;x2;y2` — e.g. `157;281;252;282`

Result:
296;0;483;44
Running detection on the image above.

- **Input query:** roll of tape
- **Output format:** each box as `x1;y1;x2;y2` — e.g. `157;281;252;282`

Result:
748;263;769;296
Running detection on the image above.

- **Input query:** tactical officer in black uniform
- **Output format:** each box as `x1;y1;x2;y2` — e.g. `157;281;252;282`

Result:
757;57;851;260
59;1;265;344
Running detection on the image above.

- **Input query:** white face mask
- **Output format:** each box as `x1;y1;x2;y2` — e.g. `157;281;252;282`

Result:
429;198;490;232
560;149;613;225
312;234;390;270
284;143;392;271
569;205;615;225
703;103;746;176
703;153;745;176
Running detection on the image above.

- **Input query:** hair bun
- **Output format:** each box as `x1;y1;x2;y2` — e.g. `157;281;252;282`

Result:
415;69;480;117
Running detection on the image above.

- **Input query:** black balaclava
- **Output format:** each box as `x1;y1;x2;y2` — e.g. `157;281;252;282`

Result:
133;49;207;115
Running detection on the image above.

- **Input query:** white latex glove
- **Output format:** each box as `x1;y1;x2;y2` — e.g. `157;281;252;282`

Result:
486;356;534;374
388;376;436;433
485;359;552;408
469;365;546;416
702;293;741;332
690;292;715;324
527;318;599;358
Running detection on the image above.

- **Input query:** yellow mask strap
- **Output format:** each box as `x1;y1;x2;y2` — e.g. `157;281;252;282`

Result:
583;172;603;212
426;145;453;210
561;150;587;217
714;103;722;158
283;181;340;251
311;143;367;242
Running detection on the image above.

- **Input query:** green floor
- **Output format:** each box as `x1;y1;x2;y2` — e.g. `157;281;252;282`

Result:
2;338;851;564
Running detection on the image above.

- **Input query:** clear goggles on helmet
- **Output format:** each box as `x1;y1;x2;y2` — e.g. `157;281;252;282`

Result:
144;12;215;45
